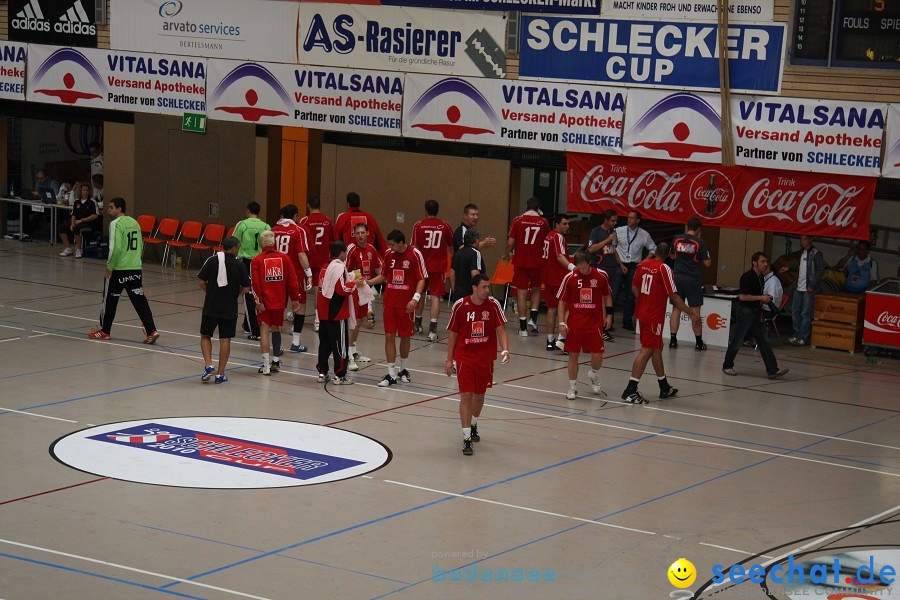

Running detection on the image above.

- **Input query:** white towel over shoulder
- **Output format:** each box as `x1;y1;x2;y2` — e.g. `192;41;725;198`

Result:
216;252;228;287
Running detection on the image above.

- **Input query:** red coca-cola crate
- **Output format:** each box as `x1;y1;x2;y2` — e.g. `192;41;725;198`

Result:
863;279;900;351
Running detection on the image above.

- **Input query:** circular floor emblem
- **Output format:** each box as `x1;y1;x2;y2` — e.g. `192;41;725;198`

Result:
51;417;391;489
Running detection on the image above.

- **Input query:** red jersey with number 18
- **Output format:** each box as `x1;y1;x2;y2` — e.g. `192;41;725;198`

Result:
272;220;310;280
556;268;612;330
382;246;426;308
447;295;507;364
634;258;677;324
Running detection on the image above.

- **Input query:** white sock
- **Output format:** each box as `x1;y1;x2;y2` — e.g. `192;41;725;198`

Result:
471;416;478;426
589;369;598;379
569;380;577;388
430;319;437;323
388;363;397;378
262;353;270;366
398;357;407;370
350;345;357;356
292;332;300;345
658;375;667;381
547;334;555;342
463;427;471;439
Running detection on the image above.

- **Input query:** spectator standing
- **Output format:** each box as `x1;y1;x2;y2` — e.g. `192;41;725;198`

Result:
316;240;365;384
782;235;824;347
669;217;712;351
412;199;455;341
58;183;98;258
613;210;657;331
453;203;497;251
333;192;387;254
586;209;622;341
503;197;550;337
543;214;575;352
250;231;301;375
233;202;270;340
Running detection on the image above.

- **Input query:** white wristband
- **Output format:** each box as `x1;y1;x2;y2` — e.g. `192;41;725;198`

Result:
501;350;509;355
413;293;422;302
304;268;312;278
559;322;567;326
567;263;576;271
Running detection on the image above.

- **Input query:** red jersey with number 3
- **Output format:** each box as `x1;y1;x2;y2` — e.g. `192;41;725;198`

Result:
346;242;383;280
557;268;612;330
412;217;454;274
634;258;677;324
447;295;507;364
272;221;310;281
299;213;334;269
508;212;549;268
383;246;426;308
543;230;570;288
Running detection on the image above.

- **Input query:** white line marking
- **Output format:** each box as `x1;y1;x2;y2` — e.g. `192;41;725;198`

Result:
0;337;21;343
384;480;657;535
0;539;276;600
0;324;26;331
698;542;773;559
0;407;78;423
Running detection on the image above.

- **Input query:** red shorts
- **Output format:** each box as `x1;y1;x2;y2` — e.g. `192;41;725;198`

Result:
457;361;494;395
638;319;664;349
383;305;414;337
424;274;447;297
294;284;307;306
564;327;605;354
512;266;542;290
544;282;562;308
354;299;369;321
257;307;285;328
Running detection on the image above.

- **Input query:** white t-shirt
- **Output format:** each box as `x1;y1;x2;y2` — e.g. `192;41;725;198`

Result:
91;152;104;176
797;250;808;291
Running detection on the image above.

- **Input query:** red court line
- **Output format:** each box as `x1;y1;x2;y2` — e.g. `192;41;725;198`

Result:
0;477;108;506
324;391;461;426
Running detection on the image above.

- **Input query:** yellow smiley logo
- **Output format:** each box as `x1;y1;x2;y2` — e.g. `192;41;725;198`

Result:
668;558;697;588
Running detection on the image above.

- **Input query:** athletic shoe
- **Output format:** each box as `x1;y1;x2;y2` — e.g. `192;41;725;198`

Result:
143;330;160;345
659;386;679;399
313;321;320;333
214;374;228;384
462;438;474;456
347;357;359;371
74;249;82;259
555;338;567;351
768;368;789;380
589;371;602;395
695;341;707;351
528;319;539;334
270;359;280;373
722;368;738;376
546;340;556;351
354;352;371;363
669;338;678;349
625;391;648;404
427;332;438;342
201;366;215;382
332;376;355;385
247;335;260;341
88;329;110;340
787;336;798;345
470;423;480;442
19;233;30;241
259;364;271;375
289;343;307;353
414;323;423;334
792;339;808;347
517;330;529;337
399;369;411;383
317;373;327;383
378;374;397;387
59;247;74;256
367;311;375;329
565;386;578;400
602;330;614;342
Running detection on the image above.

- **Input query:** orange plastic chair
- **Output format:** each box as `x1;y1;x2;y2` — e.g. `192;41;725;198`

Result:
190;223;227;265
136;215;156;236
165;221;203;267
142;217;179;262
489;259;515;310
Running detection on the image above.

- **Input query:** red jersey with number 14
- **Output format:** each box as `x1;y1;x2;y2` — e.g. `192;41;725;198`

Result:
508;212;549;268
412;217;454;273
382;246;426;308
557;268;612;330
299;212;334;269
447;295;507;364
634;258;677;324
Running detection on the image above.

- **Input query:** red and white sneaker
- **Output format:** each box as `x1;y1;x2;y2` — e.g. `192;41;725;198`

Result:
143;330;160;345
88;329;110;340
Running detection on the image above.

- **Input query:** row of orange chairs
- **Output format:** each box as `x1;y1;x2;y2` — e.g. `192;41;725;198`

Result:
137;215;234;268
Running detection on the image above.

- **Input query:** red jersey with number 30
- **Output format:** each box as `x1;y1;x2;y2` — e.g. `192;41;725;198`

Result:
508;212;549;268
447;295;507;364
299;213;334;269
412;217;454;274
272;221;310;281
634;259;677;324
557;268;612;330
382;246;426;308
346;242;383;280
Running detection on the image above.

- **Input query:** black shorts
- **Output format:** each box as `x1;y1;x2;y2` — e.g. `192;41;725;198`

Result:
58;222;95;237
672;275;704;307
201;315;237;339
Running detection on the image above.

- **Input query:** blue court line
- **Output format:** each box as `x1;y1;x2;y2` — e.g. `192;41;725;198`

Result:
367;412;900;599
0;552;206;599
160;432;663;590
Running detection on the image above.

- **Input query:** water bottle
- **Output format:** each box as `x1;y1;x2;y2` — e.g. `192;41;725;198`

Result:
9;181;14;198
176;256;183;270
170;252;177;269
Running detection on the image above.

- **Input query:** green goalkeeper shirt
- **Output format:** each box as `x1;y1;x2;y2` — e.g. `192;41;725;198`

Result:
234;217;270;260
107;215;143;271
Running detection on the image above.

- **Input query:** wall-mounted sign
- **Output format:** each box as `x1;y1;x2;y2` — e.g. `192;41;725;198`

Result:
623;89;722;163
601;0;774;22
8;0;96;47
0;42;27;100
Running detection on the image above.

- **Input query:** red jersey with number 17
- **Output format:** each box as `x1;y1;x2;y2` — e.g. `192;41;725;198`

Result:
299;212;334;269
556;268;612;330
272;220;310;280
382;246;426;308
412;217;454;274
634;258;677;324
508;212;549;268
447;295;507;364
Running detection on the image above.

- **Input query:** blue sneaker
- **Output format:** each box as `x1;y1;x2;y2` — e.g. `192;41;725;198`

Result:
290;343;307;353
214;374;228;384
201;366;215;382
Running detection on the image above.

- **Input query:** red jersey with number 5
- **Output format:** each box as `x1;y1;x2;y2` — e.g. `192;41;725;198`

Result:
634;258;676;324
508;212;549;268
412;217;454;274
447;295;507;364
299;213;334;269
346;242;383;280
557;268;612;330
382;246;426;308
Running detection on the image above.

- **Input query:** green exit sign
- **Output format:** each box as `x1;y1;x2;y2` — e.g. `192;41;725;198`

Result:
182;113;206;133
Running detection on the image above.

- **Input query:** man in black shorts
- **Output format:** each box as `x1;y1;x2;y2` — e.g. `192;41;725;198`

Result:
450;229;484;302
669;217;711;351
197;236;251;384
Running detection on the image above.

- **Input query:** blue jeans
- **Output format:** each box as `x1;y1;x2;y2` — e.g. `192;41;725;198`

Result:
791;290;814;343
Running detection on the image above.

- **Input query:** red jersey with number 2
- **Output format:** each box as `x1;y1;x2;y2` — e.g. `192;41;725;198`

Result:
634;259;677;324
299;213;334;269
447;295;507;364
557;268;612;330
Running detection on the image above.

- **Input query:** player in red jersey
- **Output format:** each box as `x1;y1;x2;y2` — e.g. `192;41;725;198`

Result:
503;197;550;337
299;195;335;332
621;242;698;404
272;204;313;354
378;229;426;387
250;231;301;376
333;192;387;254
345;222;385;371
446;273;510;456
412;199;454;341
543;214;576;353
557;251;613;400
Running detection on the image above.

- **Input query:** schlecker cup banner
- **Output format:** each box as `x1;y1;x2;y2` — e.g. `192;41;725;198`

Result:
0;41;27;101
401;72;625;154
566;153;877;240
206;59;404;137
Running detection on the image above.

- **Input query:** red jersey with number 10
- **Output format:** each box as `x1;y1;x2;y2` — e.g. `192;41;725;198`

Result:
299;213;334;269
508;212;549;268
412;217;454;274
382;246;426;308
447;295;507;364
634;258;677;324
556;268;612;330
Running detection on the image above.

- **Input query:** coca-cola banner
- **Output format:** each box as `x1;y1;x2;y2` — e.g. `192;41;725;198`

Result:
883;104;900;180
732;97;887;177
623;89;722;164
567;153;876;240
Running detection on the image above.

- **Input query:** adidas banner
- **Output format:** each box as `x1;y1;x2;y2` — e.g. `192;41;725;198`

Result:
8;0;96;47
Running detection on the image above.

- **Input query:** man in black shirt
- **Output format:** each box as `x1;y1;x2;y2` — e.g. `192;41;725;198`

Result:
197;236;252;383
58;183;98;258
722;252;788;379
586;209;622;340
450;229;484;302
669;217;712;351
453;203;496;251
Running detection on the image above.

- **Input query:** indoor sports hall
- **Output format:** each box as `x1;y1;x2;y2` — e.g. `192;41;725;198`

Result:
1;242;898;600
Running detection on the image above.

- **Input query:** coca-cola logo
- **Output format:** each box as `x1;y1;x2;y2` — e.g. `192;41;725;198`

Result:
876;311;900;331
578;164;685;213
741;179;862;228
689;169;735;220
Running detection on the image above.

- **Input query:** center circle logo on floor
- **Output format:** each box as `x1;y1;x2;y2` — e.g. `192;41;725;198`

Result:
51;417;391;489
